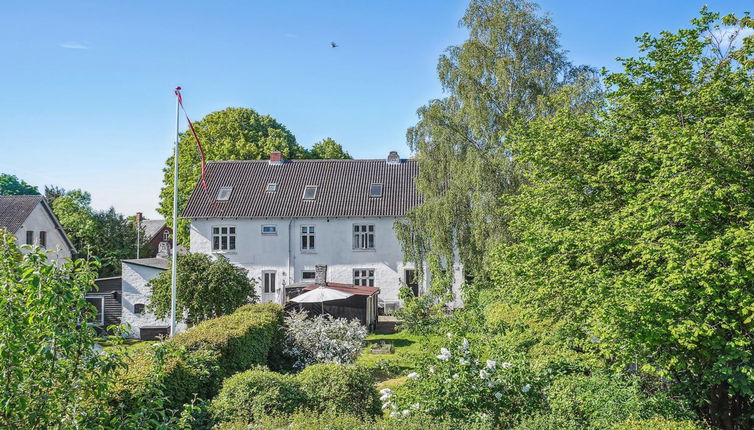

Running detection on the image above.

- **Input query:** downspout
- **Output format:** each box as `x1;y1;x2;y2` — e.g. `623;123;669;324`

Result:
286;219;294;306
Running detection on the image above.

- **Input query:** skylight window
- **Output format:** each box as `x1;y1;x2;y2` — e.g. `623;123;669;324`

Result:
266;183;277;192
302;185;318;200
216;187;232;201
370;183;383;198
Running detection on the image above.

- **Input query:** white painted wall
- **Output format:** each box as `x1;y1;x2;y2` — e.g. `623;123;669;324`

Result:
121;261;186;338
189;217;447;306
14;203;72;263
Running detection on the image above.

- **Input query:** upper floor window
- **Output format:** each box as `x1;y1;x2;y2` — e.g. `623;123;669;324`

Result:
216;187;232;201
301;225;315;250
163;229;170;242
353;268;375;287
266;183;277;192
302;185;318;200
302;271;315;280
212;226;236;251
39;231;46;248
26;230;34;245
262;225;277;235
369;183;383;198
353;224;375;250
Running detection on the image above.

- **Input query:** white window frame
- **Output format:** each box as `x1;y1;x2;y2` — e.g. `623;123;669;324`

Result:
38;231;47;248
216;186;233;201
302;185;318;200
261;225;278;236
353;268;375;287
266;183;277;192
25;230;34;245
369;183;383;198
262;271;276;294
352;224;375;250
301;225;315;251
301;270;316;281
85;295;105;326
162;229;170;242
212;226;237;252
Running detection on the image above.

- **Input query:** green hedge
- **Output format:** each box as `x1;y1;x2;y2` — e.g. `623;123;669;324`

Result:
211;368;306;423
171;303;284;377
298;363;381;418
109;304;284;415
211;364;381;424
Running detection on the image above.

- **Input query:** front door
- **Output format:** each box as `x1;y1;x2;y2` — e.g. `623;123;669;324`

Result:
262;271;276;303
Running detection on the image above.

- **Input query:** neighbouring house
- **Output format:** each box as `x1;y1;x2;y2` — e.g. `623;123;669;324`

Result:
120;255;186;339
0;195;75;263
286;264;379;329
139;218;172;258
89;276;123;334
181;151;465;311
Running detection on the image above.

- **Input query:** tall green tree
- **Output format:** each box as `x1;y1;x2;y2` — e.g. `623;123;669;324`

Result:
396;0;598;292
52;190;140;277
0;173;39;195
490;9;754;428
0;230;124;428
307;137;351;159
158;107;304;245
148;253;257;325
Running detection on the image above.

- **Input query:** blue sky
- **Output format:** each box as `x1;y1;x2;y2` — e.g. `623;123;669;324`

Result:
0;1;749;218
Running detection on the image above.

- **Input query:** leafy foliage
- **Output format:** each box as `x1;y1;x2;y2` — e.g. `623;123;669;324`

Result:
0;173;39;195
52;188;142;277
283;310;367;370
0;230;124;428
149;253;257;325
396;0;600;290
298;363;381;418
489;8;754;428
307;137;352;159
210;368;305;423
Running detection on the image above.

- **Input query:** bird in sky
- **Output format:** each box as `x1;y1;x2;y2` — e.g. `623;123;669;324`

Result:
331;42;338;48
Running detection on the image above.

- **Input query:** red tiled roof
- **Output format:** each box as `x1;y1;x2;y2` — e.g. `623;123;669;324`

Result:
181;158;420;219
303;282;380;296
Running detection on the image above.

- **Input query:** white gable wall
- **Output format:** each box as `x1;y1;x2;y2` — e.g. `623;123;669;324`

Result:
15;203;72;263
189;217;451;306
121;261;186;338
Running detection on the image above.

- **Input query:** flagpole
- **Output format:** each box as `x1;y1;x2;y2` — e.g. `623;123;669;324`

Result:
170;86;181;337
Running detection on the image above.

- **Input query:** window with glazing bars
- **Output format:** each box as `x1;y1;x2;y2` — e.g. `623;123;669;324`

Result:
353;269;375;287
352;224;374;249
212;226;236;251
301;225;315;250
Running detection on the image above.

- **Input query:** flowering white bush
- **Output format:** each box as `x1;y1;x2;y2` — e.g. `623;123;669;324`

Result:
283;310;367;370
385;334;539;427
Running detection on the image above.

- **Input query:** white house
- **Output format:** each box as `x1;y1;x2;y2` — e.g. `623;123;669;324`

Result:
181;151;464;311
0;195;75;263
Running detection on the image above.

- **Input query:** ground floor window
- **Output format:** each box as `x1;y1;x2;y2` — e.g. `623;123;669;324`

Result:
404;269;419;296
85;295;104;326
263;271;276;294
353;268;375;287
302;270;315;280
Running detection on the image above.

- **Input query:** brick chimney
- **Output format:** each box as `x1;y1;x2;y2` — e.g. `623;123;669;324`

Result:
314;264;327;288
269;151;283;165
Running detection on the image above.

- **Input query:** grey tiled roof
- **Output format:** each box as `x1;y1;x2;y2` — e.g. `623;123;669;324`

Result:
0;195;42;233
141;219;166;241
182;159;420;219
122;257;168;270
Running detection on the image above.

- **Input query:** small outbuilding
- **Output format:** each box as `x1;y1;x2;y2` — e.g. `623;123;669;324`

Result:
286;264;380;330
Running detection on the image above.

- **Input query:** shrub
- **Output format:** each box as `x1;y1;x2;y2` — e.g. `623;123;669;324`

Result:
109;343;220;415
611;417;708;430
387;334;538;427
283;310;366;370
210;368;305;423
298;363;381;418
172;303;284;377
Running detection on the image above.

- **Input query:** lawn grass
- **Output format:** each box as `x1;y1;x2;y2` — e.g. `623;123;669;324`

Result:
357;328;438;386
